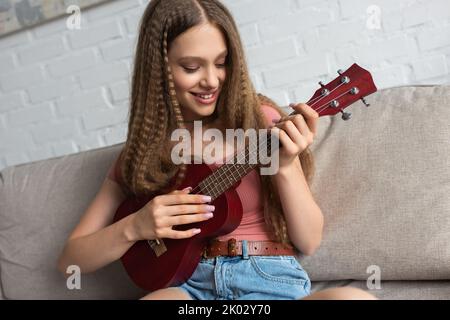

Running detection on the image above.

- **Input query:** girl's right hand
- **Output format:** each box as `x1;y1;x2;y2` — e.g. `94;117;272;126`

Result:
131;187;215;241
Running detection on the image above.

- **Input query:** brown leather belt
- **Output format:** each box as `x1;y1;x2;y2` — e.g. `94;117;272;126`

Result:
202;238;296;258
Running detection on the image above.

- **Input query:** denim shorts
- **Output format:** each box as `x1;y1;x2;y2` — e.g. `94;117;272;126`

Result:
178;254;311;300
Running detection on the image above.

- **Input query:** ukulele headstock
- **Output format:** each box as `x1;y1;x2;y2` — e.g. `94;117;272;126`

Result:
306;63;377;120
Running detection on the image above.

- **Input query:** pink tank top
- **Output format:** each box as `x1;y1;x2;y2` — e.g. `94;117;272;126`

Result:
108;104;282;241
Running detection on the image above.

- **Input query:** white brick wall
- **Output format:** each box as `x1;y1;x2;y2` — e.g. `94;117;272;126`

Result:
0;0;450;170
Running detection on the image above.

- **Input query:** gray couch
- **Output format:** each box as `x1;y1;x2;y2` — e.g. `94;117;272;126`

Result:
1;85;449;300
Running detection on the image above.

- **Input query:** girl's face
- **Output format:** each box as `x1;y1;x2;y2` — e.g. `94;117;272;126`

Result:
168;23;228;122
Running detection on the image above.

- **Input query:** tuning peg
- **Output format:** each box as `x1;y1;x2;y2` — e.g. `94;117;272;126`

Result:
350;87;360;95
319;81;325;88
340;76;350;84
361;97;370;107
337;69;344;75
341;110;352;121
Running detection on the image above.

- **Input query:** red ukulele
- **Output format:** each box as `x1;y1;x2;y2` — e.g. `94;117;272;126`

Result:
113;63;377;291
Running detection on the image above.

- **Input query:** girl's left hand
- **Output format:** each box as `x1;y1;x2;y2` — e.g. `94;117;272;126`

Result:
270;103;319;170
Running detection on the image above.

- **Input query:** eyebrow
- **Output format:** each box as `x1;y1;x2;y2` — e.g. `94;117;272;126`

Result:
177;50;228;62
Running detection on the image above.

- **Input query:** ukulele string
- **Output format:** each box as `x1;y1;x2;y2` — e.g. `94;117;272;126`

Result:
202;138;268;197
189;85;353;196
311;89;352;115
188;138;260;196
302;81;347;115
302;80;346;106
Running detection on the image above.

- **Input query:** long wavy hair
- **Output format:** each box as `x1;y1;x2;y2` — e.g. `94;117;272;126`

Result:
120;0;315;245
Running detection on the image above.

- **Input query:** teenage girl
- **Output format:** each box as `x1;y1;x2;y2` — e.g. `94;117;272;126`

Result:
58;0;376;300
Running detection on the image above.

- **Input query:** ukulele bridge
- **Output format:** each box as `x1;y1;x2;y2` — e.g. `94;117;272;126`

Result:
147;239;167;257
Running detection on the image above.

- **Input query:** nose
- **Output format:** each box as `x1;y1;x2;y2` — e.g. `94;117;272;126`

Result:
200;66;220;90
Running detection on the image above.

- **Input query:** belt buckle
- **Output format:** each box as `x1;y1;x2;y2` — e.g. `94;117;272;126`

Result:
228;238;237;257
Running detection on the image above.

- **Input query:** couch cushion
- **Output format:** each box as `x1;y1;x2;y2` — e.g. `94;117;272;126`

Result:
299;85;450;281
312;280;450;300
0;143;146;299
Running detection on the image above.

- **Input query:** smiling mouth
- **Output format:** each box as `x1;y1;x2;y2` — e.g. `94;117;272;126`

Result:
189;90;220;105
190;91;217;99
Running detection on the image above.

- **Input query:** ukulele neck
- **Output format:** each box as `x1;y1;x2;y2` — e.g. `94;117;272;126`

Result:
193;63;378;200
